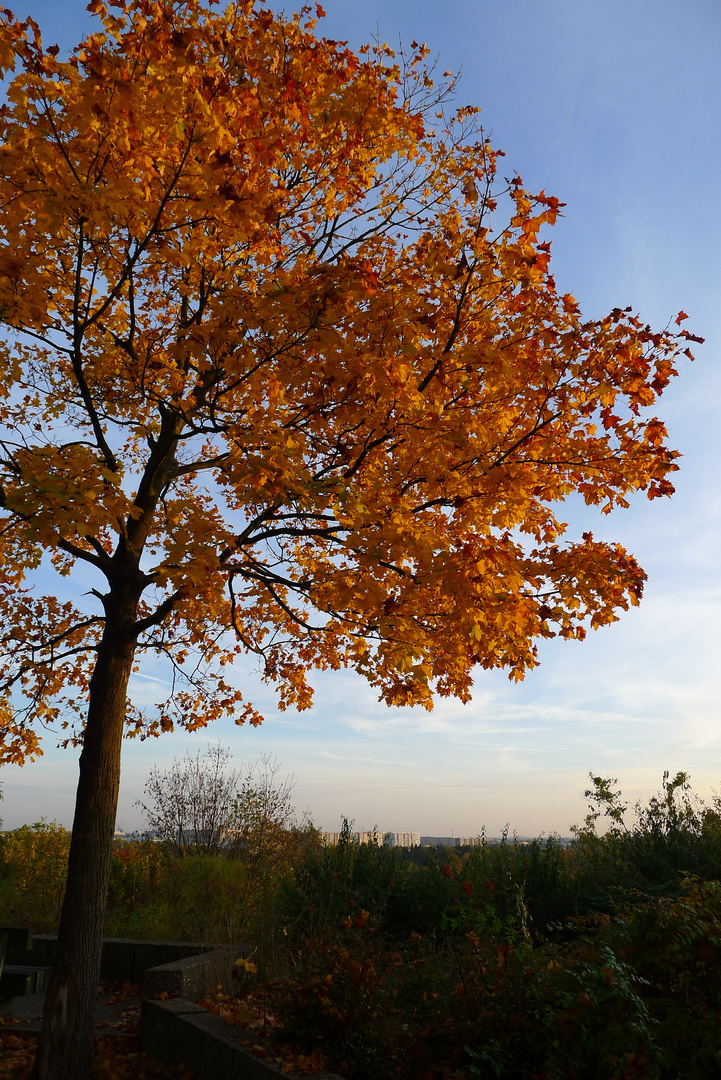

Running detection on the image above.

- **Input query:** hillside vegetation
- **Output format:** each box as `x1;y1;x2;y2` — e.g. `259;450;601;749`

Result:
2;771;721;1079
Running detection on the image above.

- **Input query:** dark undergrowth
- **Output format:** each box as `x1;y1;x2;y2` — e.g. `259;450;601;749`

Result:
3;771;721;1078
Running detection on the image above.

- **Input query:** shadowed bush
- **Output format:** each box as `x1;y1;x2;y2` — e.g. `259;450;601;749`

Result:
4;772;721;1077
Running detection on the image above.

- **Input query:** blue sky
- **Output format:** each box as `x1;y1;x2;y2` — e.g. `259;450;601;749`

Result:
0;0;719;837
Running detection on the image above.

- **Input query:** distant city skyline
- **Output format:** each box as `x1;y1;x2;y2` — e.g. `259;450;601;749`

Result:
0;0;719;838
110;826;573;848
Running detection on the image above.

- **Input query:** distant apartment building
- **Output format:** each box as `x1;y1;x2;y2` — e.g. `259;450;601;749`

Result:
386;831;421;848
356;830;382;846
320;830;420;847
421;836;482;848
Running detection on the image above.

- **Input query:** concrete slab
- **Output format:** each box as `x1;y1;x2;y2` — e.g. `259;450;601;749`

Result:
140;998;343;1080
143;948;234;1001
1;982;143;1039
2;937;343;1080
140;997;207;1074
4;936;217;982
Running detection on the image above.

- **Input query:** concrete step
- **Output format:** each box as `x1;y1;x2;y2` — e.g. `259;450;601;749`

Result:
0;965;50;997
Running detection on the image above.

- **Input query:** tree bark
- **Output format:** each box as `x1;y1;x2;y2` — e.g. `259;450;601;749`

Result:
32;613;137;1080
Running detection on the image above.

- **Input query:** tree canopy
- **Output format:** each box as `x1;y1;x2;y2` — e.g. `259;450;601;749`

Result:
0;0;694;773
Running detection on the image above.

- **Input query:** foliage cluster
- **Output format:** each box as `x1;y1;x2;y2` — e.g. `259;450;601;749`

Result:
219;773;721;1079
5;771;721;1077
0;821;317;946
0;819;71;929
0;748;306;947
258;874;721;1079
0;0;692;767
137;746;299;877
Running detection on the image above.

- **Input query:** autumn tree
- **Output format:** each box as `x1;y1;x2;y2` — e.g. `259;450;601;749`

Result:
0;0;697;1076
137;743;296;860
137;742;242;856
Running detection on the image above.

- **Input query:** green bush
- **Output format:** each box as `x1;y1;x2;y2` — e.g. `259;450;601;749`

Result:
0;820;70;929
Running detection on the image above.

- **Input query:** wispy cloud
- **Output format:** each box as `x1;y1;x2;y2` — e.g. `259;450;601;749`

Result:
319;751;423;768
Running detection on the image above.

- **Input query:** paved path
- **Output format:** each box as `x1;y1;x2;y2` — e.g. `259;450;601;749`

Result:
0;983;143;1038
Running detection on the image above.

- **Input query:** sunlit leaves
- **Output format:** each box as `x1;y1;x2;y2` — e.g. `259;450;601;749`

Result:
0;0;691;763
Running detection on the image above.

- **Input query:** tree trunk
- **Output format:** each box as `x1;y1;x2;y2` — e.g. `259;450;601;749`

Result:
32;621;136;1080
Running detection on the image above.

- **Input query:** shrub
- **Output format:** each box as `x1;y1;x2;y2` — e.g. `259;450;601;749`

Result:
0;820;70;929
